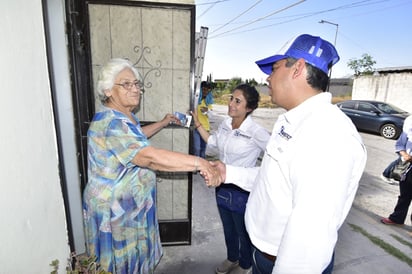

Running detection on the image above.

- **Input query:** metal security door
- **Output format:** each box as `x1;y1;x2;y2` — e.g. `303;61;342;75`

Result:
66;0;195;245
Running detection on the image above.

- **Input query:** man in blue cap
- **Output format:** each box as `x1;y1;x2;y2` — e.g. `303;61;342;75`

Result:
207;34;367;273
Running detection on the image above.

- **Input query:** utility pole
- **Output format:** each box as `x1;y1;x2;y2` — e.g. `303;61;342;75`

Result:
319;20;339;91
319;20;339;46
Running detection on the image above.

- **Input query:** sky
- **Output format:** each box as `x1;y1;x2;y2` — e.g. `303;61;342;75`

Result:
195;0;412;83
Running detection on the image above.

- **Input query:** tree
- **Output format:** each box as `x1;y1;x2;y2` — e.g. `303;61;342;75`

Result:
226;77;243;92
245;78;258;87
347;53;376;76
214;81;227;92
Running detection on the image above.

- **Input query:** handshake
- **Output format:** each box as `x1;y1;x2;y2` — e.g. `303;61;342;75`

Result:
197;160;226;187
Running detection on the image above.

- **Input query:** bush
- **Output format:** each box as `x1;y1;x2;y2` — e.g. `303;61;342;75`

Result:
50;253;111;274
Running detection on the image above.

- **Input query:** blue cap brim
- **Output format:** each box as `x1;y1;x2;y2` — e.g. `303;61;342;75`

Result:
255;55;288;75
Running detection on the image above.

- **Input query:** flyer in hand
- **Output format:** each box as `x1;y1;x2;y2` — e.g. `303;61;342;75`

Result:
174;111;192;128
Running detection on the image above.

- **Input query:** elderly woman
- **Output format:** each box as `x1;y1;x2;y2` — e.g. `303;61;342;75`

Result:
83;58;218;273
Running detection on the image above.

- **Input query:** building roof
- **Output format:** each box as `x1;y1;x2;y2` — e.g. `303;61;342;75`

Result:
375;66;412;73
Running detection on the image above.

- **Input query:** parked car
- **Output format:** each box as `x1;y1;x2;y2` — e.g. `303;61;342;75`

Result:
336;100;409;139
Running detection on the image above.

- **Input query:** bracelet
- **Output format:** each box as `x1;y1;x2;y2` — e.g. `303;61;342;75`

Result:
195;123;201;129
194;156;199;172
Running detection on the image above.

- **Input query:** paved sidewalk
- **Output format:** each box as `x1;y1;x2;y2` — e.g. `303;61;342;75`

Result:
155;174;225;274
155;173;412;274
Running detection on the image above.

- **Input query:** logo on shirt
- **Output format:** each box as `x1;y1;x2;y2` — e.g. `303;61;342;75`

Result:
234;130;251;139
278;126;292;140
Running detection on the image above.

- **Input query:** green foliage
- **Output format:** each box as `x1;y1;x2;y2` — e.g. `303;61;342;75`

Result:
214;81;227;91
210;77;260;105
347;53;377;76
226;77;243;91
50;259;59;274
50;253;111;274
245;78;258;86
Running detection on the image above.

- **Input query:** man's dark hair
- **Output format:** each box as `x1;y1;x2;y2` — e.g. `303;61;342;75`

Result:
285;58;330;91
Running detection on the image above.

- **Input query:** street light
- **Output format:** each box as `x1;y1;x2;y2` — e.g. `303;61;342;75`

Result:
319;20;339;91
319;20;339;46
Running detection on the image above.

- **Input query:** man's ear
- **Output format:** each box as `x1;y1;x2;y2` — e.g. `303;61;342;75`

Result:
293;58;306;78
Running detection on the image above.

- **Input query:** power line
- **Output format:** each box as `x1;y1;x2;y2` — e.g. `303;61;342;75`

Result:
209;0;396;39
259;0;390;23
209;0;306;39
196;0;233;19
333;0;410;20
209;0;264;34
196;0;232;5
197;2;217;19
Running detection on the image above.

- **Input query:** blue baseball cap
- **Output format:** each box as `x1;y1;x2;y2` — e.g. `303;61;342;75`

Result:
256;34;340;75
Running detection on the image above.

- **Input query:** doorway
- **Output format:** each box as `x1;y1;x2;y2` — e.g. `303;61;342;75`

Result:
65;0;196;245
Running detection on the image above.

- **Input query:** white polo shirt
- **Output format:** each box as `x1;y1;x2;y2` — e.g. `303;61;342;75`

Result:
225;92;367;274
208;115;270;167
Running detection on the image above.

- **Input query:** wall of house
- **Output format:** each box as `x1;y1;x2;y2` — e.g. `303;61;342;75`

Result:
0;0;70;272
352;72;412;113
329;78;353;97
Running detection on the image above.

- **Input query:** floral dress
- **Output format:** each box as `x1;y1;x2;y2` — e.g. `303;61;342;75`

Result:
83;106;162;274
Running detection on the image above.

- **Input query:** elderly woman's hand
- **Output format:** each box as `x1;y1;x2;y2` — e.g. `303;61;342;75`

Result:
161;113;181;127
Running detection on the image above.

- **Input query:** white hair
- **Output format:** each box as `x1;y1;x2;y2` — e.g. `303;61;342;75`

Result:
96;58;140;103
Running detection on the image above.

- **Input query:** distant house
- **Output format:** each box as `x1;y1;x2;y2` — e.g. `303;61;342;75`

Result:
352;66;412;113
329;78;353;97
214;78;230;85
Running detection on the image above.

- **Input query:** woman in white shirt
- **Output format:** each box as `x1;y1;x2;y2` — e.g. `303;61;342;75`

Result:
193;84;270;274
